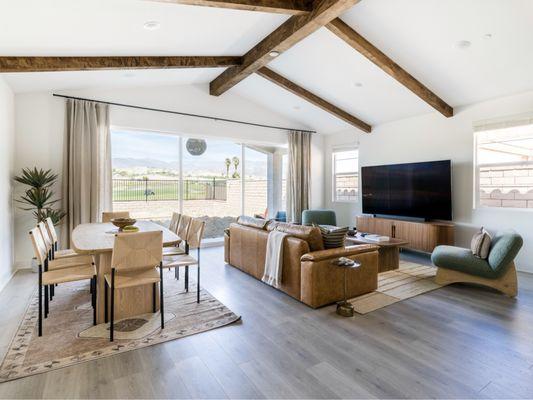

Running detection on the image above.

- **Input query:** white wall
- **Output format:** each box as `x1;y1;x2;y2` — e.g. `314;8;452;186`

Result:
13;84;325;267
325;90;533;273
0;77;15;292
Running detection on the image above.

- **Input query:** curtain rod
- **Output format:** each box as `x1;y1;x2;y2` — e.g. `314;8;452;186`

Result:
52;94;316;134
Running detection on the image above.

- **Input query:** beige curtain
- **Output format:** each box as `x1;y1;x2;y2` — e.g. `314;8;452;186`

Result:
287;130;311;223
62;99;111;246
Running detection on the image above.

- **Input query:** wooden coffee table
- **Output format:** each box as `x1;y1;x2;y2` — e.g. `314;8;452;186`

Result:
345;234;408;272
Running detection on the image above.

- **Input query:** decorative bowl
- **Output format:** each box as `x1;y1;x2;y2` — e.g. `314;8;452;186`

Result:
110;218;137;231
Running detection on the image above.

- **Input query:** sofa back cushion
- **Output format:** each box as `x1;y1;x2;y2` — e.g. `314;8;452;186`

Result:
488;230;523;273
267;222;324;252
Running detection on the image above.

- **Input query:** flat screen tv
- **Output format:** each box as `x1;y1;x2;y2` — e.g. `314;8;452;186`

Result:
361;160;452;221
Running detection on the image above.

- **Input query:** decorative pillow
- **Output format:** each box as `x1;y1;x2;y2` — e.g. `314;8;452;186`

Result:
316;224;349;249
471;227;492;259
237;215;269;230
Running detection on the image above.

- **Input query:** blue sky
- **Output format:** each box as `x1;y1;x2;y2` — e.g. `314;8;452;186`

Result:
111;129;268;177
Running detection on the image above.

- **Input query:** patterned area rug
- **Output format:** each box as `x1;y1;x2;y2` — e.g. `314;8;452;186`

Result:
349;261;443;314
0;274;240;383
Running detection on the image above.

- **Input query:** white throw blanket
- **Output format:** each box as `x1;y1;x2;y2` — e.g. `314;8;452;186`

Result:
262;230;288;288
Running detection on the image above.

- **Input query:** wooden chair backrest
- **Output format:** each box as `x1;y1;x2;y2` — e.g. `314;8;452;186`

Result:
45;217;58;243
111;231;163;271
29;227;48;265
187;219;206;250
102;211;130;223
169;212;181;233
177;215;192;241
38;221;53;251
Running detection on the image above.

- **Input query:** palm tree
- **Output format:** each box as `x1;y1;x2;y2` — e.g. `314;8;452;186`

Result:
224;158;231;177
232;156;240;179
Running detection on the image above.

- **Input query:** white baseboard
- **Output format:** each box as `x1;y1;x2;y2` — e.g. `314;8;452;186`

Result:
15;260;32;270
0;268;18;295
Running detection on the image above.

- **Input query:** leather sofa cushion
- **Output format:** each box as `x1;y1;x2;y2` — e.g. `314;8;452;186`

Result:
267;222;324;252
301;244;378;262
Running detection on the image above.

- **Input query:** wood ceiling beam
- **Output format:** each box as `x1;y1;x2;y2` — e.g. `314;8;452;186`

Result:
257;67;371;133
327;18;454;118
209;0;361;96
149;0;313;15
0;56;242;73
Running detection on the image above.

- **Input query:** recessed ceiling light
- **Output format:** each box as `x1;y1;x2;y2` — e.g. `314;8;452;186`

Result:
484;33;493;40
143;20;160;31
269;51;280;57
455;40;472;49
353;82;363;88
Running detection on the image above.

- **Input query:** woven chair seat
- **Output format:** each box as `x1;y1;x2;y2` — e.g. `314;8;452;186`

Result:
43;263;96;285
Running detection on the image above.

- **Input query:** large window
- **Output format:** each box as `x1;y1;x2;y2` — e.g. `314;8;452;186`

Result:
332;149;359;202
111;129;282;239
111;130;180;220
476;122;533;209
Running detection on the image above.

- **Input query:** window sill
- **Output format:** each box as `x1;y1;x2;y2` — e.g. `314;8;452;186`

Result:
474;205;533;212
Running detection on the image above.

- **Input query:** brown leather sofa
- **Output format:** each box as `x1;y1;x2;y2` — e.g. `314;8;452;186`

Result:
224;217;379;308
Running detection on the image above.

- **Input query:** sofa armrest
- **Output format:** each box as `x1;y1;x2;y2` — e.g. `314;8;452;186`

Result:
301;244;379;262
300;245;379;308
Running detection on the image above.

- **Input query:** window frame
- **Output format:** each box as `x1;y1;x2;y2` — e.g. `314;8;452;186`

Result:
474;124;533;211
331;147;359;203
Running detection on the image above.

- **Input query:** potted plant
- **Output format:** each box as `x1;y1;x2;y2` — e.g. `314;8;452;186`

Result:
14;168;66;271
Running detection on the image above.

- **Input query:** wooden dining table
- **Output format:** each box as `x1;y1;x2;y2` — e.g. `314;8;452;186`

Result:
71;221;181;324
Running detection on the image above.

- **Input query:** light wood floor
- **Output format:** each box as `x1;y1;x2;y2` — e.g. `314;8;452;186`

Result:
1;247;533;399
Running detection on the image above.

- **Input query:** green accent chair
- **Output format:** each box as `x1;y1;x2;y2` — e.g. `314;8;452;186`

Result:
431;230;523;296
302;209;337;227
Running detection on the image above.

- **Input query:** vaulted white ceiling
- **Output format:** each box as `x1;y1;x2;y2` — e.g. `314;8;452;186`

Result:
2;0;533;134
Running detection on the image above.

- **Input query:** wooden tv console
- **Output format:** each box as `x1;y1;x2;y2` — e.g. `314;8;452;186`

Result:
355;216;454;253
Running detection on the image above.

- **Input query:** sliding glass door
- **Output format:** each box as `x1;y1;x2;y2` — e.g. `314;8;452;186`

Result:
182;137;242;239
111;129;283;240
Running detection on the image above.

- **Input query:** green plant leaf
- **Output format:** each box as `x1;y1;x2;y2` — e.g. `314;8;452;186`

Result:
14;167;58;189
40;208;66;225
15;167;65;225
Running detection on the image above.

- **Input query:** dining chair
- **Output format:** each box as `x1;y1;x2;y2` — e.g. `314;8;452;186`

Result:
104;231;164;342
168;212;181;233
163;212;184;257
102;211;131;223
176;215;192;242
44;217;79;260
39;221;94;300
29;228;97;337
163;218;205;303
163;213;188;258
164;214;193;280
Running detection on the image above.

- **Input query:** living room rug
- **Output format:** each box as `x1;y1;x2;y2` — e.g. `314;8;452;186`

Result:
0;273;240;383
349;261;443;314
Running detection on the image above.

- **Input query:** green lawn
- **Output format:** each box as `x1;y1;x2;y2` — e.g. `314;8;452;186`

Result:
112;179;226;201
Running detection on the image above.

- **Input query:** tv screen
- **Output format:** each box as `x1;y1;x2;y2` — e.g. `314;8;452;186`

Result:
361;160;452;220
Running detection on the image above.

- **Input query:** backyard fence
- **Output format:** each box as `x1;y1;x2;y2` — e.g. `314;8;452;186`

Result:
113;178;227;202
